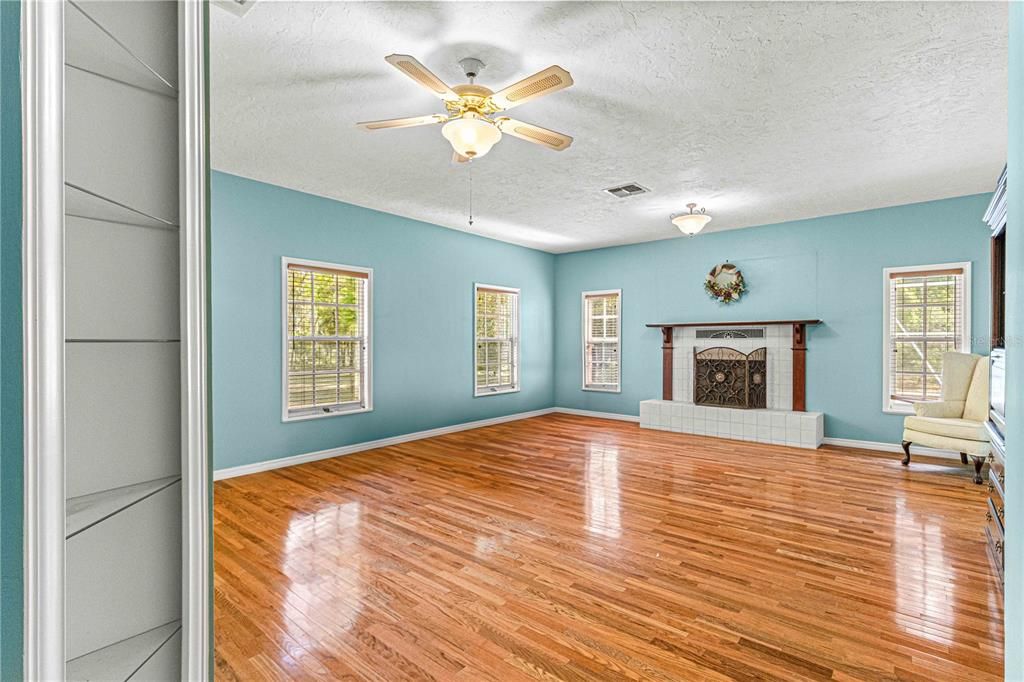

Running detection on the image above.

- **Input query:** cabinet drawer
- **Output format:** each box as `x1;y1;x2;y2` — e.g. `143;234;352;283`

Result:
989;465;1005;503
984;514;1005;584
989;453;1005;487
987;496;1005;535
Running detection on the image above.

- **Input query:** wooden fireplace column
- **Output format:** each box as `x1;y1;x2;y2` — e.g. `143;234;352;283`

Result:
647;319;822;410
792;322;807;412
661;327;673;400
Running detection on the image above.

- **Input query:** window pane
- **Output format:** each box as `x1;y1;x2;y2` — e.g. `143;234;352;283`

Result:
289;270;312;302
338;341;360;370
315;341;338;370
896;280;924;305
314;374;339;405
289;303;312;337
289;341;313;371
339;373;360;403
894;342;923;373
898;372;923;397
338;276;360;305
605;316;618;338
895;306;923;334
314;305;337;336
313;273;337;303
926;280;954;304
288;374;314;408
338;307;359;336
926;305;953;334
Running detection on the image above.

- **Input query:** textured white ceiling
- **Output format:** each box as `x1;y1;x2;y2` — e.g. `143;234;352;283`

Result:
211;1;1008;253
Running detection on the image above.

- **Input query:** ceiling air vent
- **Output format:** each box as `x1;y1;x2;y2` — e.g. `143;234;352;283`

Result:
603;183;650;199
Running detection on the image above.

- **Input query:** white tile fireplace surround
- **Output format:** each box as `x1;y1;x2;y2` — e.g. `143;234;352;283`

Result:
640;400;824;449
640;323;824;449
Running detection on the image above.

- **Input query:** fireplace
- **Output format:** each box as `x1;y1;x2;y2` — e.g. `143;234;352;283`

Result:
693;346;767;409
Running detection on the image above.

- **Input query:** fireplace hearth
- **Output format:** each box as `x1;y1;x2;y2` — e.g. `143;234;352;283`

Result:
693;346;767;409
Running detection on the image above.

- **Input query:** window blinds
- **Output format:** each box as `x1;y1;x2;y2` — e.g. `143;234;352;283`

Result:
887;267;965;405
475;286;519;394
286;262;369;416
584;291;620;390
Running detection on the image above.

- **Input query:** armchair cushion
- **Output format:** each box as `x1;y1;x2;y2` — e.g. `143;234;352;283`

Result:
912;400;965;419
940;352;981;402
904;415;989;442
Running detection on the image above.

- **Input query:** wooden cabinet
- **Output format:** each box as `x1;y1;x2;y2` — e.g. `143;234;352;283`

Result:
984;166;1007;590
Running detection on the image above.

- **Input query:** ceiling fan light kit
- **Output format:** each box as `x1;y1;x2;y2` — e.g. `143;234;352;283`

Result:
357;53;574;160
442;112;502;159
672;203;712;236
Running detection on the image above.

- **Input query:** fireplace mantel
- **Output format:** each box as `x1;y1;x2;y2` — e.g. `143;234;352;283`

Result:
645;319;822;329
647;319;823;411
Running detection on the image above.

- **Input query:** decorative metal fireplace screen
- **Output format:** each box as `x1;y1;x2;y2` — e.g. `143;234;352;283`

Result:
693;346;767;409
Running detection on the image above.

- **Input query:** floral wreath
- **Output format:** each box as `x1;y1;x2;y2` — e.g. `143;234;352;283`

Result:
704;263;746;304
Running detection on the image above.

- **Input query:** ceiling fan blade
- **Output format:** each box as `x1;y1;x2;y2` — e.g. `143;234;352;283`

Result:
495;117;573;151
384;54;460;101
451;151;472;165
489;65;573;110
356;114;446;131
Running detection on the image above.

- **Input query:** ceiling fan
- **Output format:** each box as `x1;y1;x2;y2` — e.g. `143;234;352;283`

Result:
357;54;574;163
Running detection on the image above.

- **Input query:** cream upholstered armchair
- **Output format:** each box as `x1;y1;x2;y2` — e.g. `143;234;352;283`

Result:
901;351;990;483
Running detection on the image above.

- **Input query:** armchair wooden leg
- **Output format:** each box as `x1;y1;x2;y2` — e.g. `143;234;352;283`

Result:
960;452;969;465
970;456;985;485
901;440;912;466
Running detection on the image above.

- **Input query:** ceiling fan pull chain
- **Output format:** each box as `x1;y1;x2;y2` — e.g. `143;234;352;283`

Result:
468;165;474;227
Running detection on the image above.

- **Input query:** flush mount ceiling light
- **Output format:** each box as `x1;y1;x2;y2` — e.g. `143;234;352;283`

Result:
357;55;574;162
672;203;712;236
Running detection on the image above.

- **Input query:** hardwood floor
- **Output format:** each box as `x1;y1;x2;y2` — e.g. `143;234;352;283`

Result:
214;414;1003;681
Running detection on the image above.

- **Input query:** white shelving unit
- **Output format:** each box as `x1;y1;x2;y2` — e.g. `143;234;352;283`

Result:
62;1;184;678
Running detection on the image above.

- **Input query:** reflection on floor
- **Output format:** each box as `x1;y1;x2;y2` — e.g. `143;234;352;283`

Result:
214;413;1003;681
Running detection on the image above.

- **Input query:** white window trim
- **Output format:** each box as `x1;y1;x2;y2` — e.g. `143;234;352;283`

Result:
473;283;521;397
281;256;374;422
581;289;622;393
881;261;971;415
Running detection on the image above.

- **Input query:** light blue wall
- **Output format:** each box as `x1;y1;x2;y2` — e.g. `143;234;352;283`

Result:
211;172;556;470
0;2;21;679
554;195;992;444
1004;3;1022;679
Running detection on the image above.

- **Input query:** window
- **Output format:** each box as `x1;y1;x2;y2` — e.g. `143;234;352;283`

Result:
283;258;372;421
474;284;519;396
883;262;970;413
583;290;621;392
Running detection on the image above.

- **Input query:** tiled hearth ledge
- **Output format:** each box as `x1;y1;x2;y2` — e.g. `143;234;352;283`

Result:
640;400;824;449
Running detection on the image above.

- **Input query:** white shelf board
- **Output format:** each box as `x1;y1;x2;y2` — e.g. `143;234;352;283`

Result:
66;620;180;682
66;475;180;538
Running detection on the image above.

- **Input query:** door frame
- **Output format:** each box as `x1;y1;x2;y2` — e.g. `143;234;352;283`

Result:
21;1;66;678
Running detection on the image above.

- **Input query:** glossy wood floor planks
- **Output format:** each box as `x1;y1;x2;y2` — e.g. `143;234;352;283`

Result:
214;414;1003;681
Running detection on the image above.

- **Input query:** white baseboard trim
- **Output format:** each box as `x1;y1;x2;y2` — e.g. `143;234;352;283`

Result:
214;408;557;480
822;437;963;461
551;407;640;423
216;408;972;481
